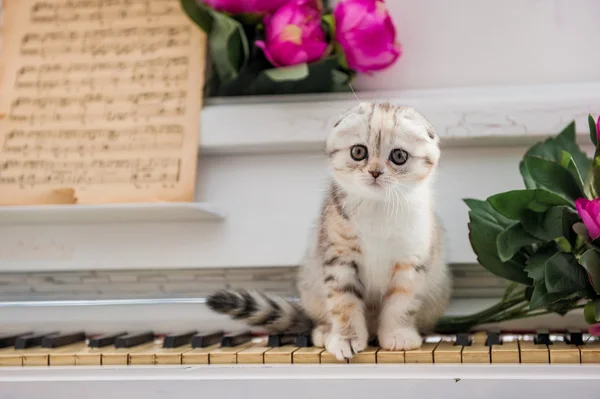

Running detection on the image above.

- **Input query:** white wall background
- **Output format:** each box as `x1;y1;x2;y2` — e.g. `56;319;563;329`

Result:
350;0;600;91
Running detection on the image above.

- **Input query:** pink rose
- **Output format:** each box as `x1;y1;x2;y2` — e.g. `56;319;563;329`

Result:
576;198;600;240
256;0;327;67
201;0;291;14
590;323;600;337
334;0;401;73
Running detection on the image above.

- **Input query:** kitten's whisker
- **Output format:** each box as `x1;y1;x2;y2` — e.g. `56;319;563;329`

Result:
395;181;416;192
385;186;393;219
391;185;401;218
397;186;411;216
348;82;360;103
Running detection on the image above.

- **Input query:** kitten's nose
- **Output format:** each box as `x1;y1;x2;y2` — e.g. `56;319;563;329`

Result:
369;170;383;179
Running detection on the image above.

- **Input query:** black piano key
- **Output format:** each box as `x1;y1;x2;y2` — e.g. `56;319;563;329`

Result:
0;332;33;348
88;332;128;348
15;332;59;349
220;331;252;347
191;330;223;348
486;329;501;346
566;329;584;346
163;330;198;348
41;331;86;348
114;331;154;348
455;333;471;346
295;334;313;348
534;329;551;345
368;336;379;347
267;334;295;347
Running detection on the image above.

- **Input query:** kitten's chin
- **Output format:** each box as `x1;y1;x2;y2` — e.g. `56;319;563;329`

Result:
336;179;387;201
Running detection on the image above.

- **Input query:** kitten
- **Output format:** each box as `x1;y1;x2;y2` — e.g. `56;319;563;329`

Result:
207;103;452;360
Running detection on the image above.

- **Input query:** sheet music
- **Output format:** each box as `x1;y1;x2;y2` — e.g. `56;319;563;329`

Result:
0;0;205;205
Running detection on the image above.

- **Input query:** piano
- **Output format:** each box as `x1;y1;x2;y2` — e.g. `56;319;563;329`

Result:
1;328;600;367
2;317;600;399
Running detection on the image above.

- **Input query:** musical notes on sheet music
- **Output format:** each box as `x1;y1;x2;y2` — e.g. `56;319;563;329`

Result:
9;91;187;124
0;0;206;205
15;57;190;91
0;158;181;187
3;125;185;156
21;26;192;58
30;0;179;24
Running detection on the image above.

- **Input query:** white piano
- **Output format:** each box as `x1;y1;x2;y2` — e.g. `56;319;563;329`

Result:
2;0;600;397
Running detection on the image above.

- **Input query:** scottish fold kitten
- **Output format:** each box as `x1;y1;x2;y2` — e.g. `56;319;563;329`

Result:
208;103;452;360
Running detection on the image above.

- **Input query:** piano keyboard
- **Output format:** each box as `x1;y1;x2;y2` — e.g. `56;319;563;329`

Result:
1;328;600;366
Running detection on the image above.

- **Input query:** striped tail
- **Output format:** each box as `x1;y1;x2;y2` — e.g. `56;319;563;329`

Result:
206;289;313;335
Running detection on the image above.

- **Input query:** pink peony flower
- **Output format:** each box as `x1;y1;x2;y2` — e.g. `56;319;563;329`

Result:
256;0;327;67
334;0;401;73
590;323;600;336
201;0;291;14
576;198;600;240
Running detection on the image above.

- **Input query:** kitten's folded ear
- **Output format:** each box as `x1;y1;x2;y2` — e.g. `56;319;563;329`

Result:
333;103;371;128
333;111;351;128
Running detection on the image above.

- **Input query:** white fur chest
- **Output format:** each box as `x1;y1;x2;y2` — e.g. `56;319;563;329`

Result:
352;198;432;302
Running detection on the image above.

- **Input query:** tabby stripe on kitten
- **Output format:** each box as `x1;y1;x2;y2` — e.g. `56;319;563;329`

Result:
207;103;452;360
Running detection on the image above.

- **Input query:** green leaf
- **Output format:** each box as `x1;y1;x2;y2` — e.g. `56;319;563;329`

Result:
525;285;535;301
181;0;249;83
519;121;591;186
211;11;249;82
589;114;598;147
331;70;352;92
488;189;572;220
264;64;309;81
589;156;600;199
496;223;541;262
322;14;335;37
560;151;585;190
554;237;572;252
464;198;513;228
584;300;600;323
579;249;600;294
556;123;591;181
546;296;582;316
519;160;537;189
334;42;349;70
529;281;569;310
524;244;556;283
544;252;589;294
467;212;532;285
522;156;583;201
520;206;578;241
181;0;213;32
243;56;343;96
234;13;263;26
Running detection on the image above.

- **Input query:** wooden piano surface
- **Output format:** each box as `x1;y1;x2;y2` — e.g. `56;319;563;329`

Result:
2;363;600;399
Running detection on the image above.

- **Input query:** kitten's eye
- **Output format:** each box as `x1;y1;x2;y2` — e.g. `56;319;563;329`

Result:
350;145;368;161
390;149;409;165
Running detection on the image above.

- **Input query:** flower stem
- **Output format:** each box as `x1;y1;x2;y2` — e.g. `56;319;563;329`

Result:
434;291;586;333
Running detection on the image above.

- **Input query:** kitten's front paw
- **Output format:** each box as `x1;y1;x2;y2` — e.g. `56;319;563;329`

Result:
378;326;423;351
312;325;330;348
325;331;368;361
